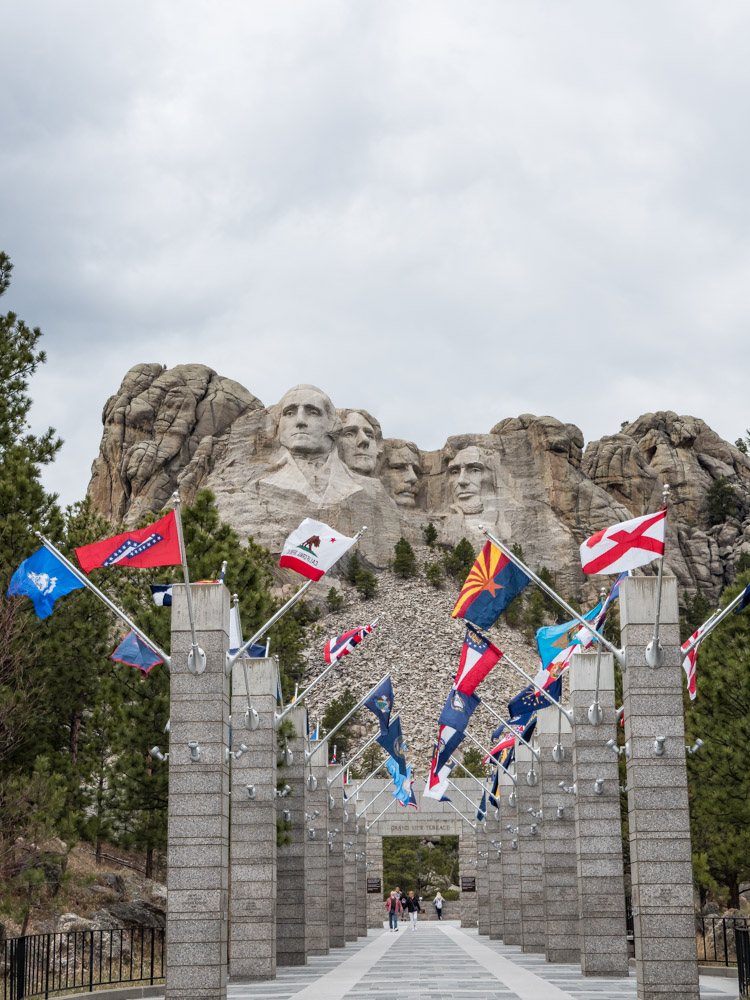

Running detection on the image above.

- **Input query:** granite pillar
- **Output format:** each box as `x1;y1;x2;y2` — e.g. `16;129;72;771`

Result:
476;827;490;936
499;769;521;946
342;796;358;941
459;832;478;928
166;583;230;1000
365;834;384;928
304;755;330;956
230;656;277;980
355;824;368;937
327;765;346;947
276;705;306;967
537;710;580;964
515;744;545;953
487;831;504;940
569;650;629;977
620;575;700;1000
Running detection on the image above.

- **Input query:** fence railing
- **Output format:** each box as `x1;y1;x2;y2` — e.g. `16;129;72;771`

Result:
1;927;164;1000
737;927;750;997
696;915;750;967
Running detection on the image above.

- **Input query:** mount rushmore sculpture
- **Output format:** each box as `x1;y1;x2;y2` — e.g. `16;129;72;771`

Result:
87;363;750;601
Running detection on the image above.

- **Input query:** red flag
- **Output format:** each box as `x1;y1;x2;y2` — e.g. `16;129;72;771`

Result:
579;508;666;575
76;510;182;574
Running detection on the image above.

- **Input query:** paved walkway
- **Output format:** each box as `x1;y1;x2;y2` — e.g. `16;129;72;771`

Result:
226;923;739;1000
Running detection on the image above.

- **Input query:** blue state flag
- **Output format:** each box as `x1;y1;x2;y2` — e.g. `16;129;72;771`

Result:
734;581;750;615
536;603;601;670
364;676;394;735
508;677;562;718
7;546;84;619
438;689;481;733
488;770;500;809
476;790;487;821
111;631;164;673
377;716;407;775
436;724;465;772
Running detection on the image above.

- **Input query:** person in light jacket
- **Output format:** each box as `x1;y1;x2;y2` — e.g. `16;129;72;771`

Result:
385;890;402;931
433;891;444;920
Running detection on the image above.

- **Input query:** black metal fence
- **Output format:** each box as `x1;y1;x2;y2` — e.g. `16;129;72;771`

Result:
1;927;164;1000
696;915;750;967
737;927;750;997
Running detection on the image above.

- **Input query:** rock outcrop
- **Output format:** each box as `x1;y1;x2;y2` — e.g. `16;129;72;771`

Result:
88;365;750;602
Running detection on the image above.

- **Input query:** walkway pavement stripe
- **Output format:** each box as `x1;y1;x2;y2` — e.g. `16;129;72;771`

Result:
279;929;399;1000
435;924;578;1000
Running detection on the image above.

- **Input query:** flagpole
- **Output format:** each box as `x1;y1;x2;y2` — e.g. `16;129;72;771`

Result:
462;728;516;786
34;532;172;671
479;702;540;760
357;780;393;818
478;525;626;670
445;777;482;813
645;485;670;668
366;796;398;832
305;671;391;762
327;728;383;786
588;585;608;726
354;756;390;794
682;598;742;656
501;651;574;724
170;492;206;675
443;798;477;832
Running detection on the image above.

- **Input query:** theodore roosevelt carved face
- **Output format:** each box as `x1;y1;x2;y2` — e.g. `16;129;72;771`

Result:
277;385;340;458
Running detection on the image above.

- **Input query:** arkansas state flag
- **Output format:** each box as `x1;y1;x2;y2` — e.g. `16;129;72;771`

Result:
454;626;503;695
279;518;356;581
76;510;181;574
580;508;666;575
452;541;529;629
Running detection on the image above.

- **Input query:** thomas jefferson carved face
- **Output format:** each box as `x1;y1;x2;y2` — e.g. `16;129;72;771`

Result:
277;386;338;458
448;446;489;514
385;445;421;507
340;411;379;474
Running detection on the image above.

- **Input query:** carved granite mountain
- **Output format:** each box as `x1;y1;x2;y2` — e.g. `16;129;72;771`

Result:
88;364;750;601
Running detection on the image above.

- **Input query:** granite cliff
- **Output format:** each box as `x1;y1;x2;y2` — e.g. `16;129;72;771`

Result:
87;363;750;603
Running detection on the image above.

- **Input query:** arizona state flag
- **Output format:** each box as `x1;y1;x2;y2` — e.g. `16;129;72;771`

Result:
76;511;181;574
452;541;529;629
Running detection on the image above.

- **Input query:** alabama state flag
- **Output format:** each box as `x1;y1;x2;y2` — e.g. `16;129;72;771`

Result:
279;519;356;581
580;508;666;575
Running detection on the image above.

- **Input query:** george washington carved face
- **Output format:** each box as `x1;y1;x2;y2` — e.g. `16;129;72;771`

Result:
277;385;339;458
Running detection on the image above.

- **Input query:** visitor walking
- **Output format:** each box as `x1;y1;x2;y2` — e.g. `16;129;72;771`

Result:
385;891;402;931
405;891;420;930
434;891;444;920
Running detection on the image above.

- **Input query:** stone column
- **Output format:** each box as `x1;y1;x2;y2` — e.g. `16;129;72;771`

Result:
230;656;277;981
620;576;700;1000
355;824;368;937
499;769;521;946
459;832;478;928
569;650;629;977
342;798;358;942
537;710;580;964
327;765;346;947
276;705;306;967
166;583;230;1000
487;828;504;940
515;744;545;953
304;755;330;956
476;827;490;936
366;834;384;929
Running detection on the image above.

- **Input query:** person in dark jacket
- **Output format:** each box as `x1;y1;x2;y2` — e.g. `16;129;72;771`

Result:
405;890;421;930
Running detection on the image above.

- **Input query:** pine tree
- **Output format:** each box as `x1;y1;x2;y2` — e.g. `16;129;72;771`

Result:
424;561;444;589
326;587;344;612
322;688;360;759
355;570;378;600
393;537;418;578
686;573;750;907
422;522;438;548
442;538;476;582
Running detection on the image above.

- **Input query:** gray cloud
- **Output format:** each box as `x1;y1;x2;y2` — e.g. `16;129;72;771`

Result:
2;1;749;507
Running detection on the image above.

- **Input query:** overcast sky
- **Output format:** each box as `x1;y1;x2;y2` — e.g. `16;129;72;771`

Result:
2;2;749;508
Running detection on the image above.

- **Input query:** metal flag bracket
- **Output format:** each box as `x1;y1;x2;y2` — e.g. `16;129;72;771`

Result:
645;484;670;669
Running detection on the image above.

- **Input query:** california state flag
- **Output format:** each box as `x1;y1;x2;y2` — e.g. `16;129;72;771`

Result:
580;508;666;575
279;519;356;581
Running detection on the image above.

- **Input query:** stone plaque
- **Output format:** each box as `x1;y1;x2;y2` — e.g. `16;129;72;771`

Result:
367;877;382;894
460;876;476;893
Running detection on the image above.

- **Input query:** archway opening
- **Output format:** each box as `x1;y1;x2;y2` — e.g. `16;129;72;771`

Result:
382;834;459;914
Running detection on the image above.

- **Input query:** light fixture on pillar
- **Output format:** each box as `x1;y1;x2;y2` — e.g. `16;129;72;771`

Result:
653;735;666;756
508;789;516;808
244;706;260;731
558;781;577;795
306;774;318;791
305;810;320;822
149;746;168;762
308;828;316;840
593;778;605;795
329;793;335;810
276;784;291;798
686;738;705;755
343;811;349;823
619;783;630;793
606;738;628;758
552;742;566;762
529;824;538;835
328;842;333;853
282;809;291;823
511;839;518;850
227;742;249;762
282;746;294;767
187;741;201;763
246;784;256;799
556;805;564;820
526;767;538;787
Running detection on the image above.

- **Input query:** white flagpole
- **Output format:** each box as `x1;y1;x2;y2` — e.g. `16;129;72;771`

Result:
443;798;477;831
682;599;742;656
34;532;171;670
327;728;384;786
479;702;540;759
445;777;481;812
354;756;390;794
366;796;398;832
588;585;608;726
478;524;626;670
171;492;206;675
500;651;574;724
645;484;670;668
461;730;517;787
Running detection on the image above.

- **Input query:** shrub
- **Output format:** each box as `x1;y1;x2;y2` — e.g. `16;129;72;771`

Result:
424;561;444;589
422;522;438;547
393;537;418;578
356;570;378;599
326;587;344;612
